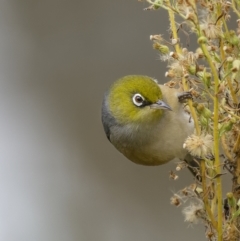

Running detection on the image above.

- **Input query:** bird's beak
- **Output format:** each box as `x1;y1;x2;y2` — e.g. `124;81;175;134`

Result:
150;100;172;111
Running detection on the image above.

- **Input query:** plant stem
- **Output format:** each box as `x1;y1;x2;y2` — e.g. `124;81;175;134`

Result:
166;1;181;54
232;0;240;18
165;0;200;134
201;161;218;229
165;0;218;232
200;42;223;241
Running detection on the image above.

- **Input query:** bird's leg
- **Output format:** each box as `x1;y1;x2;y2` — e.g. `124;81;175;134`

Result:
177;91;193;103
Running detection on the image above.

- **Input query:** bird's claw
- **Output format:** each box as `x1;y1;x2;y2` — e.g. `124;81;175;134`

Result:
178;91;192;103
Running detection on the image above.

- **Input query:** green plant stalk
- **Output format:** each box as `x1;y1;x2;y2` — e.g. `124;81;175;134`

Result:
165;0;181;54
165;0;202;135
232;0;240;18
146;0;180;15
165;0;201;134
216;5;237;106
200;42;223;241
164;0;220;231
201;161;218;230
222;18;230;39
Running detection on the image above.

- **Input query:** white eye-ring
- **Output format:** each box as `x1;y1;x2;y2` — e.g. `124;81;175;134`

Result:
132;93;145;106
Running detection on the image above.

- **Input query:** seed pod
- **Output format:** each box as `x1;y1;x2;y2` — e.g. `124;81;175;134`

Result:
219;118;236;136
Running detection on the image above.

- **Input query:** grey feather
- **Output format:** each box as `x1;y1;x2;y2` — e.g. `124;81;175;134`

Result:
101;93;117;141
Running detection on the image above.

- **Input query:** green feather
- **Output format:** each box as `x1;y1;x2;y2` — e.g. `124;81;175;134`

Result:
108;75;163;125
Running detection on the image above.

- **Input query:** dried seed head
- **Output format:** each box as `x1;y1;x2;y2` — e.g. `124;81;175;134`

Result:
195;48;204;58
170;51;179;59
171;38;179;45
181;188;189;196
182;202;205;224
168;61;184;78
223;45;233;54
200;18;222;39
150;34;163;41
189;183;198;192
207;45;217;52
170;195;182;206
164;80;177;88
190;89;200;98
206;230;214;240
183;134;214;157
165;70;176;78
225;1;231;6
169;171;179;180
176;162;187;171
226;56;234;63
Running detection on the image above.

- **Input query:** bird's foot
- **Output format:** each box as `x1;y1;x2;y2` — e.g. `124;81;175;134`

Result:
178;91;192;103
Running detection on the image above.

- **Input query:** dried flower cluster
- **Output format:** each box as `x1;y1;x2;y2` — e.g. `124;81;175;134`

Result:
183;133;213;157
140;0;240;240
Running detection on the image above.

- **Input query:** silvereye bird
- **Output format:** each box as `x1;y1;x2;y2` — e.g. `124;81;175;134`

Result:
101;75;194;166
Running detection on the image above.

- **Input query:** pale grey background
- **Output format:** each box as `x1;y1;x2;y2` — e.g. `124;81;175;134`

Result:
0;1;229;241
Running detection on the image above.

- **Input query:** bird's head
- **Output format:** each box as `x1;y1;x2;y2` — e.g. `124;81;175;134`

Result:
107;75;172;125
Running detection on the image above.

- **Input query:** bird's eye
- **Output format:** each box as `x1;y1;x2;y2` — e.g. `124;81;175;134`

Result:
132;94;144;106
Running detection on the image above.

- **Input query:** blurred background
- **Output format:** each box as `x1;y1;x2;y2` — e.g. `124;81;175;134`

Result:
0;1;229;241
